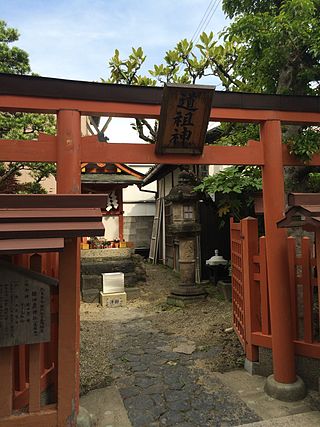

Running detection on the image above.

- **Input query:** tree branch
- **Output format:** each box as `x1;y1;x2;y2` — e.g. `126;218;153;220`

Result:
0;163;24;185
134;119;156;143
210;59;240;88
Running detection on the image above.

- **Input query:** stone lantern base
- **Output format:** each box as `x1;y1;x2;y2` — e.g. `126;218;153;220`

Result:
167;285;207;307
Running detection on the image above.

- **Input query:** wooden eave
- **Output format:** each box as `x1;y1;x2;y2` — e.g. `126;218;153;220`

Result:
0;195;106;250
0;194;107;209
288;193;320;206
142;164;176;186
114;163;144;179
0;238;64;254
277;204;320;229
81;162;144;180
81;174;142;185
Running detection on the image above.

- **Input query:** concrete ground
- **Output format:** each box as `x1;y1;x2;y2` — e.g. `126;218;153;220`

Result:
80;379;320;427
80;305;320;427
79;264;320;427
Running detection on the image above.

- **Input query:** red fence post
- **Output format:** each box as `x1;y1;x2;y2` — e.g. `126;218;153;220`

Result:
316;231;320;339
241;217;259;362
56;110;81;426
287;237;298;339
259;236;270;335
0;348;13;418
301;237;313;343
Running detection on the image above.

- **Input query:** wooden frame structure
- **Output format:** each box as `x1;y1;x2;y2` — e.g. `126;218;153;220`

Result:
0;195;105;426
0;72;320;425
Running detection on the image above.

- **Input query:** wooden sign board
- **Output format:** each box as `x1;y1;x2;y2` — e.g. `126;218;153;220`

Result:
156;83;215;155
0;264;51;347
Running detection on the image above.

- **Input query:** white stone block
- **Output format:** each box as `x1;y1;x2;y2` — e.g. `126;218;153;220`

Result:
102;272;124;294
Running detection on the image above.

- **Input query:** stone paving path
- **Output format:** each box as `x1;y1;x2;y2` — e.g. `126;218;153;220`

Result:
110;316;261;427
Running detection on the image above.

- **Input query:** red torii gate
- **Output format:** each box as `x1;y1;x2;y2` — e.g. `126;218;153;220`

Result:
0;73;320;426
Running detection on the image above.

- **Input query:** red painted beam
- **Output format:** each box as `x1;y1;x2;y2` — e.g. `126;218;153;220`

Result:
212;108;320;124
251;332;320;359
282;145;320;166
3;136;320;166
0;95;161;119
83;139;265;165
0;137;264;164
0;138;56;162
1;95;320;124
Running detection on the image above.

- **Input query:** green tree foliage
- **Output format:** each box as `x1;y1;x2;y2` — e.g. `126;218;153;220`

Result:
0;20;55;193
194;166;262;222
222;0;320;93
220;0;320;161
106;1;320;216
107;0;319;147
0;20;31;74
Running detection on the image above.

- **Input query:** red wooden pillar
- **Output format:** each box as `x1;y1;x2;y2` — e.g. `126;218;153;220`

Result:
56;110;81;426
260;120;296;384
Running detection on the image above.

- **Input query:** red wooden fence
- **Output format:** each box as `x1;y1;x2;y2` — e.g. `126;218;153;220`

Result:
231;217;320;362
9;253;59;416
230;219;245;349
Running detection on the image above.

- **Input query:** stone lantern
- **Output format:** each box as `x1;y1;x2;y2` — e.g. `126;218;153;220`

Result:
166;170;207;305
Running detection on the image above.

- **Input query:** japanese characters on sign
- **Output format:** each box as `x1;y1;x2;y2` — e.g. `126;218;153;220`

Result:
0;267;50;347
156;84;214;155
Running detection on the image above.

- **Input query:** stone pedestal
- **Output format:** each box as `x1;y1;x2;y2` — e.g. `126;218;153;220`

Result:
264;374;306;402
168;236;207;305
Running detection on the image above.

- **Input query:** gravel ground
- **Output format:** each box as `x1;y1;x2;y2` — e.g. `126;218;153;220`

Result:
80;262;244;396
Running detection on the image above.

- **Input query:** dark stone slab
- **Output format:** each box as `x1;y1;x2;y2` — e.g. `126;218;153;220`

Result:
81;274;101;291
81;289;99;303
159;410;186;426
167;399;191;412
81;259;134;275
125;395;155;411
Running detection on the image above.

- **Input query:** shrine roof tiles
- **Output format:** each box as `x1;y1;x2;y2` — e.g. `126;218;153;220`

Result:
81;173;142;185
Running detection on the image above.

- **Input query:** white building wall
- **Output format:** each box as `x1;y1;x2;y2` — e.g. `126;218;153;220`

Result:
209;165;227;175
123;202;155;217
122;164;156;247
122;164;156;219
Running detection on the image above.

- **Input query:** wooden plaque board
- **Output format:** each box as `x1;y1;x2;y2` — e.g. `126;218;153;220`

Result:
0;264;51;347
156;83;215;155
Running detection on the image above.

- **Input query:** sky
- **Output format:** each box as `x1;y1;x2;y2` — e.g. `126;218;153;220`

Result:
2;0;227;82
1;0;227;142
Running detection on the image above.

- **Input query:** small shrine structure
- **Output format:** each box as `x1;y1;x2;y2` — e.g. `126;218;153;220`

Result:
81;161;144;241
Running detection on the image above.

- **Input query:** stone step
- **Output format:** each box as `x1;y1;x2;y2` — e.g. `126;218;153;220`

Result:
237;411;320;426
81;259;134;275
80;386;132;427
